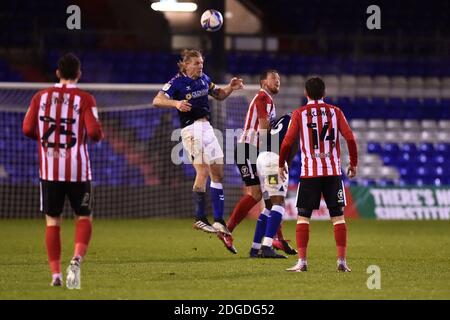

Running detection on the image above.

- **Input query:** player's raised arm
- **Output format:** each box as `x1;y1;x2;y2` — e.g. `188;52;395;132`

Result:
209;77;244;101
22;93;39;140
336;108;358;178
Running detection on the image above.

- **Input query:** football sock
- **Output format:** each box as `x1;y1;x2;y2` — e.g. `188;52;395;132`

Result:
46;226;61;275
74;219;92;260
263;205;284;247
296;221;309;260
276;224;284;240
210;182;224;221
252;208;270;248
227;195;259;232
193;191;206;219
333;221;347;259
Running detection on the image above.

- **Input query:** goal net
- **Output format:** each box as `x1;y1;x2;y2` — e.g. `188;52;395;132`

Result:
0;83;303;218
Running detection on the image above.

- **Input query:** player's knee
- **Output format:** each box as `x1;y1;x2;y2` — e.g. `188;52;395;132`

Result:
297;207;313;218
76;215;92;221
45;215;62;226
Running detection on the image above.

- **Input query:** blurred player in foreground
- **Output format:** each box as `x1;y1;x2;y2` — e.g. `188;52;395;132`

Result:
23;53;104;288
153;49;243;235
279;77;357;272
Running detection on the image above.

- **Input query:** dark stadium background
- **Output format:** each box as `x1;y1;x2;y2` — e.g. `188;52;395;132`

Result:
0;0;449;220
1;0;450;303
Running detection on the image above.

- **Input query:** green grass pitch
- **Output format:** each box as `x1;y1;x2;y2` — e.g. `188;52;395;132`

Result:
0;218;449;299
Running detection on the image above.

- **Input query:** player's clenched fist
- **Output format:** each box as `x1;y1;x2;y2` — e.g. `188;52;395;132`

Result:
176;100;192;112
229;77;244;90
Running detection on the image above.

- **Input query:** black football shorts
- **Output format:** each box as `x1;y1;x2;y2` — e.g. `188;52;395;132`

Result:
296;175;346;212
234;143;260;186
40;180;93;217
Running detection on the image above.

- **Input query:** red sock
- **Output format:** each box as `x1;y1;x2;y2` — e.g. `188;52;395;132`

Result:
296;223;309;260
74;219;92;259
334;222;347;259
226;195;258;232
46;226;61;274
276;224;284;240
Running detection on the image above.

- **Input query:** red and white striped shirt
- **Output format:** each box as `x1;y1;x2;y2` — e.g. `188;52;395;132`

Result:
238;89;276;147
23;83;104;182
279;100;357;178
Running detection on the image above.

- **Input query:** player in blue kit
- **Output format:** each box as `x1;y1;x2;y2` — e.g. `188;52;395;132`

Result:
153;49;244;235
250;113;299;258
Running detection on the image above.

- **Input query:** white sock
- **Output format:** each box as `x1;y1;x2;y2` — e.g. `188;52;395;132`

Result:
210;182;223;189
262;237;273;247
252;242;262;250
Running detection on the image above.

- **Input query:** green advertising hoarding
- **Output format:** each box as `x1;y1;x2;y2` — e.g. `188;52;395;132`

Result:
349;186;450;220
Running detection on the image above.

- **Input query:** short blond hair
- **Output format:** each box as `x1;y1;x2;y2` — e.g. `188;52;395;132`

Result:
177;49;203;73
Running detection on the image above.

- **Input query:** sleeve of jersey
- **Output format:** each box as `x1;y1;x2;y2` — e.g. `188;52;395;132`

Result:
255;96;269;119
207;76;219;97
84;96;104;142
22;94;39;140
161;79;176;99
337;109;358;167
279;112;300;168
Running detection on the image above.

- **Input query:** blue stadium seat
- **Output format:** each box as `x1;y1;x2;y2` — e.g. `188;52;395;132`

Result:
382;143;400;153
418;143;435;154
400;143;417;153
431;154;445;165
436;143;450;154
367;142;382;154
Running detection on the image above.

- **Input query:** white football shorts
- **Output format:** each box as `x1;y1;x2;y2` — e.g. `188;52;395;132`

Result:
180;119;224;165
256;151;289;198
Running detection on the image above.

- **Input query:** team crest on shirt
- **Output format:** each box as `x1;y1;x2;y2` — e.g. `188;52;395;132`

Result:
185;93;192;100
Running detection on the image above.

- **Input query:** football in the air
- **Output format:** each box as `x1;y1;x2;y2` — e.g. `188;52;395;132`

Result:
200;9;223;32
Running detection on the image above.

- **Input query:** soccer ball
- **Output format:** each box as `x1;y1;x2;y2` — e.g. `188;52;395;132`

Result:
200;9;223;32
